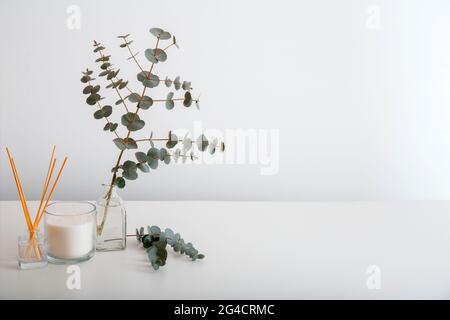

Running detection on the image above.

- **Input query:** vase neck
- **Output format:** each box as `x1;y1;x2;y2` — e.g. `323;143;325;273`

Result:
102;184;117;198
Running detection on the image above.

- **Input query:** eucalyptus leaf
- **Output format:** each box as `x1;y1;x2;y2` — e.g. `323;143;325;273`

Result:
140;96;153;110
80;75;91;83
183;136;193;151
182;81;191;91
83;85;93;95
110;123;118;132
86;93;100;105
166;92;174;110
173;149;181;163
123;169;138;180
103;123;112;131
183;91;192;107
148;159;158;170
91;85;100;94
149;28;164;37
102;105;112;117
115;177;126;189
166;132;178;149
147;147;160;160
121;112;145;131
118;81;128;89
93;109;104;120
122;160;137;171
159;31;172;40
174;76;181;90
113;138;127;150
144;48;167;64
124;137;138;149
128;93;141;103
137;163;150;173
135;151;148;163
196;134;209;151
100;62;111;70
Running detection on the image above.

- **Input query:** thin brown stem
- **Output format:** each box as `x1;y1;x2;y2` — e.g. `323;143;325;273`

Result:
122;38;145;73
163;43;175;51
96;49;130;112
99;37;161;235
153;98;197;102
134;138;183;143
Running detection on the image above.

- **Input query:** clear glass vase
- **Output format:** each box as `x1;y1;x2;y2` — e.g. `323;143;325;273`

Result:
96;184;126;251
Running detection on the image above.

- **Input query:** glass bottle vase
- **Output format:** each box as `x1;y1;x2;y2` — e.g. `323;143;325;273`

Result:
96;184;127;251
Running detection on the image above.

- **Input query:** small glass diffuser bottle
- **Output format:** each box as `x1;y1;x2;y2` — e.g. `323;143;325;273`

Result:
96;184;127;251
18;230;47;269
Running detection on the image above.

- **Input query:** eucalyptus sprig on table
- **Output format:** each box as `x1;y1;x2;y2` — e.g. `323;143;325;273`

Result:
136;226;204;270
81;28;225;235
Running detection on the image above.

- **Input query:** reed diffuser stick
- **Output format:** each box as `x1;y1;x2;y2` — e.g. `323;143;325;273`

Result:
34;146;56;227
34;157;68;229
6;149;33;232
6;148;41;259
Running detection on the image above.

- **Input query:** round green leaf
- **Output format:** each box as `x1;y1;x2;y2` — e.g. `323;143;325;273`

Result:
115;177;126;189
182;81;191;91
103;123;112;131
80;75;91;83
149;28;164;37
137;163;150;173
113;138;127;150
86;93;100;106
159;31;172;40
91;85;100;94
140;96;153;110
154;48;167;62
122;160;137;171
123;169;138;180
124;137;138;149
128;93;141;103
166;132;178;149
144;48;167;63
147;147;160;160
102;105;112;117
135;151;148;163
148;158;159;170
93;109;104;119
174;76;181;90
110;123;118;132
121;112;145;131
83;85;93;95
166;92;174;110
183;91;192;107
196;134;209;151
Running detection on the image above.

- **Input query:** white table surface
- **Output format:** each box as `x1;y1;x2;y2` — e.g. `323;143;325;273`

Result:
1;201;450;300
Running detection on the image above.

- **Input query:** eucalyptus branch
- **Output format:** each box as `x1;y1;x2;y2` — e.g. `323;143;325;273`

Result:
136;226;204;270
81;28;225;237
99;37;160;233
88;81;120;138
118;35;145;73
94;46;130;113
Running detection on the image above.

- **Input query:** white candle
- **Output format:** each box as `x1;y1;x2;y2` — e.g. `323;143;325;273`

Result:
46;215;95;259
44;202;96;262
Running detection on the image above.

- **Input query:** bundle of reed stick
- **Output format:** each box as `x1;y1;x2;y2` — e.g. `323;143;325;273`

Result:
6;146;68;259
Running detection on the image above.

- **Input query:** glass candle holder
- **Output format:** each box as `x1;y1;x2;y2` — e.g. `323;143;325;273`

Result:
18;230;47;269
45;202;96;264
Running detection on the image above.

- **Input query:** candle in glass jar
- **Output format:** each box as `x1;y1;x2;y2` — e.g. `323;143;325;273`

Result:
45;202;96;263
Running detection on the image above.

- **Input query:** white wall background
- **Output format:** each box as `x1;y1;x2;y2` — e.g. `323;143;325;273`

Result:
1;0;450;201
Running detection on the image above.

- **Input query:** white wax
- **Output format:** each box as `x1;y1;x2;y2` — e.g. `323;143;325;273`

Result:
46;214;95;259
